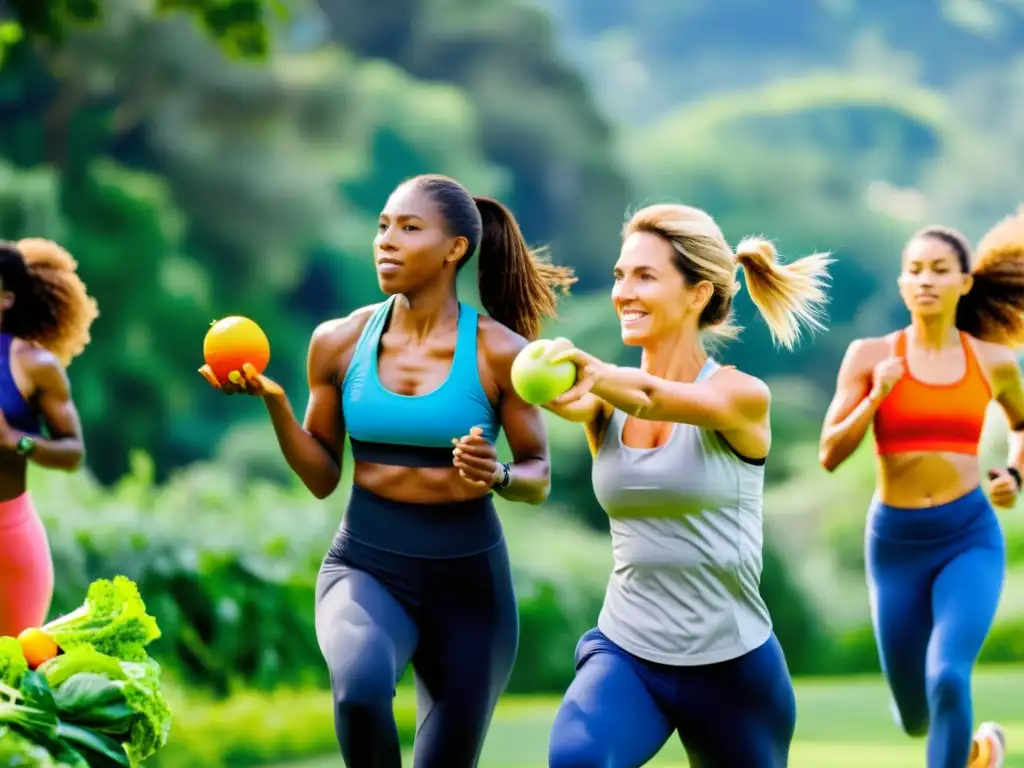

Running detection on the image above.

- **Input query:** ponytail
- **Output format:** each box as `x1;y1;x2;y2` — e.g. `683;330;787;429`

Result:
473;196;576;340
0;239;99;366
946;209;1024;346
733;237;833;349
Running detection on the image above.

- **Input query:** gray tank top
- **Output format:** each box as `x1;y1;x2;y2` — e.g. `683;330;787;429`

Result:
591;357;772;666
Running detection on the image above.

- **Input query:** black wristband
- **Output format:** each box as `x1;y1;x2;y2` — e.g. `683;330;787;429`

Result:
1008;466;1022;491
495;462;511;489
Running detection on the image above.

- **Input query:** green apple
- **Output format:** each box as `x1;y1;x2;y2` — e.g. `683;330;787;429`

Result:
511;339;577;405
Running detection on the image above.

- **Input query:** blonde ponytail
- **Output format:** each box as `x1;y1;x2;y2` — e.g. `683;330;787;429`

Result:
733;238;833;349
624;203;833;350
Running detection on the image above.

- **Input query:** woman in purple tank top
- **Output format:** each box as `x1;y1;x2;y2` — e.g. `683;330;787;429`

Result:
0;239;97;637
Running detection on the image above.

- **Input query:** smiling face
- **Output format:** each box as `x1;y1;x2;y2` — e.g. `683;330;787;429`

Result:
898;234;972;320
612;230;713;346
373;182;468;295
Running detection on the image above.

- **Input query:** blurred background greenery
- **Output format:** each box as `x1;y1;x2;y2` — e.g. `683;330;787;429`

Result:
4;0;1024;765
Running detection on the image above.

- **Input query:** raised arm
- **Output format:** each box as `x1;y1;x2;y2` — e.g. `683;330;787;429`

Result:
547;339;770;456
536;338;625;454
549;340;767;429
204;307;373;499
818;338;895;473
8;346;84;470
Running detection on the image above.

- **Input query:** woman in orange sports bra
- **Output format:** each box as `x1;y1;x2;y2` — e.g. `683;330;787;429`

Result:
818;209;1024;768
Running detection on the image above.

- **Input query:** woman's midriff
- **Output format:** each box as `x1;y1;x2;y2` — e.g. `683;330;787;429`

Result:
354;462;493;505
876;451;980;508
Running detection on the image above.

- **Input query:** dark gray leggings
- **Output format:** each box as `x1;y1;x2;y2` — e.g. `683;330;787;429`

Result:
315;530;519;767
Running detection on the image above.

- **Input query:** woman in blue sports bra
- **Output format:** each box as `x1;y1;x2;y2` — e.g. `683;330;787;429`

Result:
0;239;97;637
201;174;575;767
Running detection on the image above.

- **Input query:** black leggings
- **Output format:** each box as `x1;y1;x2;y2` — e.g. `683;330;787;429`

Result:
315;486;519;767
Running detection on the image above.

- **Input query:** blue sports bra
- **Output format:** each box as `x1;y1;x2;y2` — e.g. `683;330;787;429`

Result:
341;296;501;467
0;334;42;436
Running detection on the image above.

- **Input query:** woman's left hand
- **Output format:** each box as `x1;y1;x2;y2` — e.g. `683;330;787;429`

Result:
545;338;607;406
987;466;1021;509
453;426;501;487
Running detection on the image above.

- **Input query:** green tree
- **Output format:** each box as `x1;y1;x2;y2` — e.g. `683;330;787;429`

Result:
0;0;275;58
0;0;522;481
315;0;631;288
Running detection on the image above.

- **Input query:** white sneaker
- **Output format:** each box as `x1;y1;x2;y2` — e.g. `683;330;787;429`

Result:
971;722;1006;768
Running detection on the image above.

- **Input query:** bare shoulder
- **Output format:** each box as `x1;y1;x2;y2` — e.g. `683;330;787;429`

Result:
966;334;1020;381
11;339;68;388
477;314;527;379
713;365;771;417
311;304;379;352
308;303;382;380
841;335;892;374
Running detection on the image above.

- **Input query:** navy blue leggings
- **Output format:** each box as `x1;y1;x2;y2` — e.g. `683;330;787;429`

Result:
315;486;519;768
866;487;1005;768
548;628;796;767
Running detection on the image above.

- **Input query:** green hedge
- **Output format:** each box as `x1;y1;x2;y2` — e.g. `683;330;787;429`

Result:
150;684;416;767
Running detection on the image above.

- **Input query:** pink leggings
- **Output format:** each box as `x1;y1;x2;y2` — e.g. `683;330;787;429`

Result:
0;493;54;637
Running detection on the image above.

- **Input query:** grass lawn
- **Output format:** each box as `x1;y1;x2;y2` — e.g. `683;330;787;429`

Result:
275;666;1024;767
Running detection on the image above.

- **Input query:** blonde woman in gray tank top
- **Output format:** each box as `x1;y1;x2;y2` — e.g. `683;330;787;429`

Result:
542;203;833;768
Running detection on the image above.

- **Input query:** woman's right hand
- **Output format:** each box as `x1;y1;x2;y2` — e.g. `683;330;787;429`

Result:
869;356;905;402
199;362;284;397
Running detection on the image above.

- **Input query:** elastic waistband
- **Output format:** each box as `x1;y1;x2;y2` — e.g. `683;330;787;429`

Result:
349;438;455;468
0;492;35;530
868;486;994;542
337;484;503;558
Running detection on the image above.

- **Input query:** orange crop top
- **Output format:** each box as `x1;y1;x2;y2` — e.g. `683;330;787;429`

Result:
873;330;992;456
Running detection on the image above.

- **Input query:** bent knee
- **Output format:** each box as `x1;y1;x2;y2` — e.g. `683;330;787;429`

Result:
897;715;929;738
926;664;970;711
890;697;928;738
324;634;400;706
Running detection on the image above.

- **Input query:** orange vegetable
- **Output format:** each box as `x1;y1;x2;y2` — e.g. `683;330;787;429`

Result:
17;627;59;669
203;316;271;383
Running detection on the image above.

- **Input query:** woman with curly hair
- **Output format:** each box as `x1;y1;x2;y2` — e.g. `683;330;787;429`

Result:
0;238;98;637
819;209;1024;768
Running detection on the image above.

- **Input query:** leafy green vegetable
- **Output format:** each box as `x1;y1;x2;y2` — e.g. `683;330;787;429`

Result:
39;647;126;689
0;677;59;740
44;652;172;763
0;578;172;766
52;674;136;733
117;659;172;763
0;676;68;765
0;636;28;689
55;722;130;768
42;577;161;662
0;724;84;767
0;671;130;767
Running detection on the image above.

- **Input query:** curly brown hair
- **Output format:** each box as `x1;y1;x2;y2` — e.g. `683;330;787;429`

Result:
915;207;1024;346
0;238;99;366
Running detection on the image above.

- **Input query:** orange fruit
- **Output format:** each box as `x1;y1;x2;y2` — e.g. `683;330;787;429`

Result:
17;627;59;669
203;316;271;383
